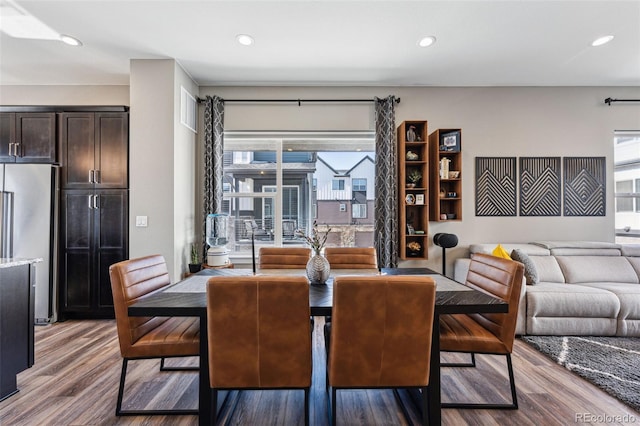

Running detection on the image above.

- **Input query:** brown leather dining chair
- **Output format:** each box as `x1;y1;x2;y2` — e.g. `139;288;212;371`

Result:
324;246;378;269
109;254;200;416
325;275;437;425
439;253;524;409
207;275;312;425
258;246;311;269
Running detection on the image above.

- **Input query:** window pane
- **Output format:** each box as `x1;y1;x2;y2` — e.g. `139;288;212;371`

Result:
614;132;640;243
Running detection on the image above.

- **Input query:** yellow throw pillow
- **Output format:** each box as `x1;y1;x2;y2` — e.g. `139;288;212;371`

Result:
492;244;512;259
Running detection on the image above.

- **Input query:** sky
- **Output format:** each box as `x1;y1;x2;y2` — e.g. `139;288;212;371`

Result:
318;152;375;170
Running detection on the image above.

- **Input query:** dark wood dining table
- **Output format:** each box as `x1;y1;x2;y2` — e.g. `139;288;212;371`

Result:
128;267;507;425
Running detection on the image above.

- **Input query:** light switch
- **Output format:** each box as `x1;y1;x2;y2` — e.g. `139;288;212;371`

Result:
136;216;148;227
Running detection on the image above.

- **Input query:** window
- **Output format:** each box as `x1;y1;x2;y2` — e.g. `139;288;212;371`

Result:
352;204;367;218
614;131;640;243
352;178;366;191
222;131;375;258
616;180;633;212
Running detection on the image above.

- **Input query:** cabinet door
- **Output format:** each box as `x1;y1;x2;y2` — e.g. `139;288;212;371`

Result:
59;113;95;189
0;113;16;162
59;190;93;311
14;113;56;163
95;113;128;189
95;189;128;309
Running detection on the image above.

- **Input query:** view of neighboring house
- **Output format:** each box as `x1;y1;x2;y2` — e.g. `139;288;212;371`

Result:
221;149;375;253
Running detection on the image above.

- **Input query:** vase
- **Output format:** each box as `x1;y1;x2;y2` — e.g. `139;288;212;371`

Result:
306;253;330;284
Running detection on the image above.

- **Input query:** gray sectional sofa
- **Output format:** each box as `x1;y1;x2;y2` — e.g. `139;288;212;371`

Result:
453;241;640;336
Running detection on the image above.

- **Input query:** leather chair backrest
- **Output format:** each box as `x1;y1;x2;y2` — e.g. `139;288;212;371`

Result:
466;253;525;352
328;275;436;388
109;255;172;357
258;247;311;269
207;275;312;388
324;247;378;269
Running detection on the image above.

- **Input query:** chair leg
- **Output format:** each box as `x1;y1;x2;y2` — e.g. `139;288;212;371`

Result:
441;353;518;410
159;357;199;371
421;386;430;426
441;352;475;367
331;387;337;426
116;357;199;416
304;388;310;426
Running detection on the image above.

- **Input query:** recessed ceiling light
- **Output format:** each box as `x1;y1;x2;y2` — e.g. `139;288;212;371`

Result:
236;34;254;46
60;34;82;46
418;36;436;48
592;35;614;47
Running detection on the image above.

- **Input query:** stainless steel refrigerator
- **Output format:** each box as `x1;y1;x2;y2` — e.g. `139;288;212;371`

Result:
0;164;57;324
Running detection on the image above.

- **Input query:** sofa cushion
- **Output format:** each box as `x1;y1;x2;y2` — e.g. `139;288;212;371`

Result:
531;241;621;250
511;249;539;285
624;257;640;279
622;245;640;257
530;256;565;283
526;282;620;319
578;282;640;321
555;256;638;284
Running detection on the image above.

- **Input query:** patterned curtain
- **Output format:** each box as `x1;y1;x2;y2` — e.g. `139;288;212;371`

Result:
374;96;398;268
203;95;225;262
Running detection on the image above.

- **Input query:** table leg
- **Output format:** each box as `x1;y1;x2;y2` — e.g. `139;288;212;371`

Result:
198;314;211;426
428;313;442;425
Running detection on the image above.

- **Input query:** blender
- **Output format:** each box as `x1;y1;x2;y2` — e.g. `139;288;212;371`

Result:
206;213;230;267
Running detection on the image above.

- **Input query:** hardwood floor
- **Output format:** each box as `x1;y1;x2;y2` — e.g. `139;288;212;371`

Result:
0;319;637;425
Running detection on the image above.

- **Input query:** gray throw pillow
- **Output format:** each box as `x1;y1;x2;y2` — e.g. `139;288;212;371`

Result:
511;249;539;285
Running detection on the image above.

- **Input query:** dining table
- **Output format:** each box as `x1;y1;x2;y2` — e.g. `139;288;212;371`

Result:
127;267;507;425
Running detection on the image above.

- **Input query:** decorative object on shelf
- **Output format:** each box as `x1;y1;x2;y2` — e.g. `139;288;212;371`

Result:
440;214;447;220
405;194;415;205
189;244;202;273
448;170;460;179
440;130;461;152
439;188;445;198
416;194;425;205
446;213;457;219
439;157;451;179
407;224;415;234
406;241;422;256
446;192;457;198
407;169;422;186
406;125;417;142
297;221;331;284
406;150;419;161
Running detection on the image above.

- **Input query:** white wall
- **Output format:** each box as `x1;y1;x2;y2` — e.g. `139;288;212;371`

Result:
129;59;178;279
172;63;199;278
200;85;640;271
0;85;129;105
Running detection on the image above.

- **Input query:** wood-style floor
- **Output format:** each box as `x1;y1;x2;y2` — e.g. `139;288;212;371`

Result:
0;318;638;425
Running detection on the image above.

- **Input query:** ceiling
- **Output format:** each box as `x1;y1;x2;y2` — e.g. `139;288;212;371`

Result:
1;0;639;87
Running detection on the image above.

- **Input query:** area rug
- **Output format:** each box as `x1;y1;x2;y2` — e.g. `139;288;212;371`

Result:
521;336;640;413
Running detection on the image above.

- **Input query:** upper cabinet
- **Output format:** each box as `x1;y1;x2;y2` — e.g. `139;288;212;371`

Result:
397;120;429;260
59;112;129;189
429;129;462;222
0;112;56;163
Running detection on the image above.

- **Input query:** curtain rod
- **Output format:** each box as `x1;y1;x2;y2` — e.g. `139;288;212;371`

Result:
197;97;400;106
604;97;640;105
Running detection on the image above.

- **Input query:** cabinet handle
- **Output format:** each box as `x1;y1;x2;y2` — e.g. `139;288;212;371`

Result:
89;170;94;183
93;194;99;209
14;143;20;157
8;143;16;156
94;170;100;184
88;195;94;209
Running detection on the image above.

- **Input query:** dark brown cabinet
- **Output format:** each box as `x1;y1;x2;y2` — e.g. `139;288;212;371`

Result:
0;112;56;163
58;111;129;319
59;189;128;318
59;112;128;189
0;263;35;401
